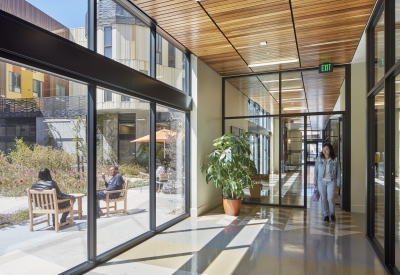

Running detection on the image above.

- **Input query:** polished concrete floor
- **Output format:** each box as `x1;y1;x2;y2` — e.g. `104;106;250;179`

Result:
87;202;387;275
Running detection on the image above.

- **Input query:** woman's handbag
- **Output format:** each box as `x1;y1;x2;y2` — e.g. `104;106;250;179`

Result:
312;187;320;202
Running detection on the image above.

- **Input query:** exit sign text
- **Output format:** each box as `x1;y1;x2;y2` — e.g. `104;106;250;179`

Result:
319;63;333;73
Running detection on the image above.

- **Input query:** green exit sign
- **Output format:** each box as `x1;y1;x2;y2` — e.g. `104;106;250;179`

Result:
319;63;333;73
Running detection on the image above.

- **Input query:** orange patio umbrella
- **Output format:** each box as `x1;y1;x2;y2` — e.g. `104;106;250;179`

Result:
130;129;177;158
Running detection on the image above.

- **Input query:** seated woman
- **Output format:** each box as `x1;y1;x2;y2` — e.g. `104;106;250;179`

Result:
31;168;76;225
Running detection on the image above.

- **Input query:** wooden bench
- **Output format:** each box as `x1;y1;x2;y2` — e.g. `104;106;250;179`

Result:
26;188;74;233
99;180;129;217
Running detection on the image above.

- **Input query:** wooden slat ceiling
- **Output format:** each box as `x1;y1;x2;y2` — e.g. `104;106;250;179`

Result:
132;0;375;117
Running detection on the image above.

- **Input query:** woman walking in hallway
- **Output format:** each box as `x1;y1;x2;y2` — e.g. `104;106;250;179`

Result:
314;143;341;222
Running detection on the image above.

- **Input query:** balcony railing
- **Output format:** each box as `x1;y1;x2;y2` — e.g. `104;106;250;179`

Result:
0;96;87;118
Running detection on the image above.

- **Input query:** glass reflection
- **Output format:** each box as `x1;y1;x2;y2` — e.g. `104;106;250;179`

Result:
236;116;279;205
374;89;385;247
375;11;384;84
155;105;185;227
156;34;187;92
225;75;279;116
281;72;307;114
96;0;150;75
395;75;400;267
281;117;305;206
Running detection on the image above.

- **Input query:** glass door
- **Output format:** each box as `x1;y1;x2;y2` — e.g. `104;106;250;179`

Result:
281;116;305;206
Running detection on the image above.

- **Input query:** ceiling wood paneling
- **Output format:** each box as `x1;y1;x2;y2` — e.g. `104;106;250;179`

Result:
132;0;374;116
291;0;375;67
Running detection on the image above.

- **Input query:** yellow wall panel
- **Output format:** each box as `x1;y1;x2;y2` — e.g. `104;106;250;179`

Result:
21;68;33;98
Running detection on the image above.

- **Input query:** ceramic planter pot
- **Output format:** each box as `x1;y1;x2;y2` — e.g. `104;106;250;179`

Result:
223;198;242;216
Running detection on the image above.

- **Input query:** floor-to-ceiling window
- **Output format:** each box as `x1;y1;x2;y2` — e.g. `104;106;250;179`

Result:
0;60;89;271
0;1;191;274
367;0;400;272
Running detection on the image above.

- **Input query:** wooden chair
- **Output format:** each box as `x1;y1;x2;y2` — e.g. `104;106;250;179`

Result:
26;188;74;233
99;180;129;217
156;173;168;194
138;172;149;193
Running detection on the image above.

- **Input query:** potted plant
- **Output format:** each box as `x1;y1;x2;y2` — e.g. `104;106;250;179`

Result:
201;132;257;216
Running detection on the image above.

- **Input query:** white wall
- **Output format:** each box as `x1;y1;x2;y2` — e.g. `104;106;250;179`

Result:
190;55;223;217
333;79;345;112
351;61;367;213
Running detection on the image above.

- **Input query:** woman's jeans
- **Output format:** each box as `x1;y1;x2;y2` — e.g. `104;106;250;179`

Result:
318;180;336;217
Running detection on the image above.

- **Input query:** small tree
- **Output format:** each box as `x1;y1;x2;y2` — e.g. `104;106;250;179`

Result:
201;132;257;200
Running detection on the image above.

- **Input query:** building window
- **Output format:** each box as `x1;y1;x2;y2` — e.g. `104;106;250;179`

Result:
9;72;21;93
56;84;66;96
104;26;112;58
33;79;43;97
121;95;130;102
156;33;162;65
104;90;112;102
168;42;175;68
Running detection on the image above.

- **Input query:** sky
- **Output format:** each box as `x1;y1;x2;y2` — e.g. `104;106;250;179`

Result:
26;0;87;28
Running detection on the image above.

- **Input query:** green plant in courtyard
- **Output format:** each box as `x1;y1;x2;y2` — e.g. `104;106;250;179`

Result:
0;139;148;197
201;132;257;200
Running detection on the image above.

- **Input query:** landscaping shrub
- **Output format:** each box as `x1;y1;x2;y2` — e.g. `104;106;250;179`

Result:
0;139;146;197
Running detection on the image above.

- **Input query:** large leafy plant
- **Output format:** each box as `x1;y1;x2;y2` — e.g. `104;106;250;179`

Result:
201;132;257;199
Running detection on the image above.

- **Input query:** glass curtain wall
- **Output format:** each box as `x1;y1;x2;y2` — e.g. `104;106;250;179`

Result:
224;68;346;208
375;11;385;84
374;89;385;248
224;73;280;204
96;88;150;255
0;59;88;270
281;116;305;206
0;0;190;273
155;105;185;226
156;34;187;92
367;0;400;271
97;0;150;75
227;117;279;204
396;75;400;268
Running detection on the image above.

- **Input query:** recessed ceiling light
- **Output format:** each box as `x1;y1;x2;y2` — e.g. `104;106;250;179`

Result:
248;59;299;68
263;78;301;83
270;88;304;93
283;107;308;111
260;41;267;46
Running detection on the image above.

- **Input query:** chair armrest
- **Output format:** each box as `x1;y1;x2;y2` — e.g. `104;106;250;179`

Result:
104;190;122;194
57;198;73;203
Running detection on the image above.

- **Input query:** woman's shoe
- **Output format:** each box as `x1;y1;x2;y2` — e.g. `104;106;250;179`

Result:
331;215;336;222
324;216;330;222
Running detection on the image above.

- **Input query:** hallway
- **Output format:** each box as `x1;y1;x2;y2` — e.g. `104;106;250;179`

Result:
88;202;386;275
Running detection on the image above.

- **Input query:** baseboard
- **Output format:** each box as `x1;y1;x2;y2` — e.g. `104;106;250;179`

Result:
190;196;221;217
351;204;366;213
